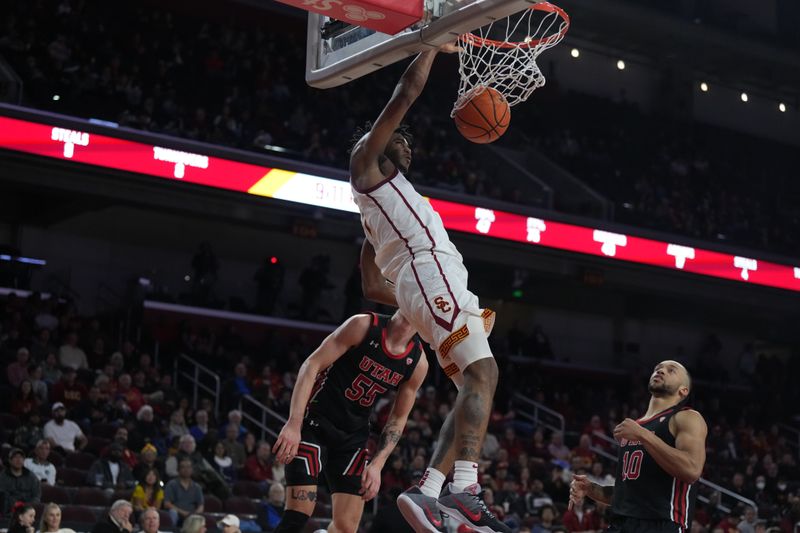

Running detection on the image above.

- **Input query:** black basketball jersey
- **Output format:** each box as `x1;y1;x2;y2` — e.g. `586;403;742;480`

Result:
612;405;698;530
306;313;423;433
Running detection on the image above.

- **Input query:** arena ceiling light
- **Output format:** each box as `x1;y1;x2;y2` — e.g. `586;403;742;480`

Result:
699;82;708;92
570;48;580;58
740;92;749;102
779;102;787;113
616;59;625;70
52;95;60;101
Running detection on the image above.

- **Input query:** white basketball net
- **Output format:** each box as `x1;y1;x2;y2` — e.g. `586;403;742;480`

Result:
451;2;569;116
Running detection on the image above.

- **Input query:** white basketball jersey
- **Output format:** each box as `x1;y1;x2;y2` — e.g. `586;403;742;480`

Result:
352;170;463;283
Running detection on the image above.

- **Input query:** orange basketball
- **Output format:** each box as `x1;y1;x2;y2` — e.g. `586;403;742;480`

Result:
453;87;510;144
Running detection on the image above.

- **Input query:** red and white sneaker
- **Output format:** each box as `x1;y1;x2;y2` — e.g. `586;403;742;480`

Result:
436;483;511;533
397;486;446;533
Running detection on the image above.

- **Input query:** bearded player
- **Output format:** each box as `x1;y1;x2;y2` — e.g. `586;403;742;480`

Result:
271;311;428;533
349;45;510;533
570;360;708;532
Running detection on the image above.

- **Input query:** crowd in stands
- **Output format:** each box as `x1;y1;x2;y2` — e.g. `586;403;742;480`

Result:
1;0;799;257
2;289;798;533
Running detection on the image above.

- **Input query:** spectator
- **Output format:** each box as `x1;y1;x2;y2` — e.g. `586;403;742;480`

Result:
39;502;76;533
189;409;210;442
164;458;205;526
131;467;165;511
244;441;274;483
570;434;596;470
0;449;41;515
243;432;257;457
134;444;166;482
501;427;525;457
257;483;285;532
139;508;163;533
222;362;252;412
72;385;111;427
168;410;190;439
561;499;600;532
31;329;56;362
28;363;49;404
87;442;137;493
211;441;237;483
525;478;554;515
532;504;560;533
737;505;758;533
11;379;40;417
530;428;551;464
51;368;88;410
180;515;207;533
7;502;36;533
7;347;31;387
116;373;145;414
130;405;163;452
43;402;87;452
222;423;246;468
24;439;57;485
41;351;62;385
14;411;45;450
102;427;138;470
217;515;241;533
91;500;134;533
254;255;285;314
58;332;89;370
548;431;571;462
221;409;247;440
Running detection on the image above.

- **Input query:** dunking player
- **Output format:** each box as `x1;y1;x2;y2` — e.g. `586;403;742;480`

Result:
349;45;510;533
570;360;708;532
271;311;428;533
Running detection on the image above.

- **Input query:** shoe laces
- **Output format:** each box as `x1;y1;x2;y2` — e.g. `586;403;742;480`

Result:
473;490;497;520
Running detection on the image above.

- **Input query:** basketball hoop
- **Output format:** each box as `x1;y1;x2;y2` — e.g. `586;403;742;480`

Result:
451;2;570;116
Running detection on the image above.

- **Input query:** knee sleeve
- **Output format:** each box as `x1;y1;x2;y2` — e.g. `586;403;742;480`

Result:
274;509;310;533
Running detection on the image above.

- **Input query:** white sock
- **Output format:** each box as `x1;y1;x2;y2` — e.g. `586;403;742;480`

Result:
452;460;478;492
418;467;446;498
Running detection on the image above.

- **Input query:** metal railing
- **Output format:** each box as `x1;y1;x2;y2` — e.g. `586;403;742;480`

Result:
779;423;800;451
513;393;565;435
239;394;287;441
589;431;757;515
173;353;221;417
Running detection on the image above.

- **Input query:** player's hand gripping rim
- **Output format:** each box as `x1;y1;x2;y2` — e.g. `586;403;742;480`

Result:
273;420;302;464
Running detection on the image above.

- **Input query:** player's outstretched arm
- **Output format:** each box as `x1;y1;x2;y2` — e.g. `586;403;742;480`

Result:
350;43;458;182
360;350;429;501
360;239;398;307
272;314;372;463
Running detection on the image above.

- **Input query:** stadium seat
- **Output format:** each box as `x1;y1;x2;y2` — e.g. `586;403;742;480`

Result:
202;514;218;531
65;451;97;470
203;494;223;513
42;484;73;505
60;505;99;525
57;467;88;487
49;450;65;467
224;496;258;515
85;436;111;455
113;488;134;501
89;422;117;439
0;412;20;430
233;480;263;499
158;510;174;529
74;487;111;506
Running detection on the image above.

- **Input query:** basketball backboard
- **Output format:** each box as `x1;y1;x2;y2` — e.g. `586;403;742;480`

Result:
305;0;544;88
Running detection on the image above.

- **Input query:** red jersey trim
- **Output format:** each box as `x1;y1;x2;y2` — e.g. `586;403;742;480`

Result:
351;168;400;194
381;328;415;359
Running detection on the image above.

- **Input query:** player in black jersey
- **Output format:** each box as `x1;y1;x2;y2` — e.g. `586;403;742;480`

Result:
569;360;708;533
271;311;428;533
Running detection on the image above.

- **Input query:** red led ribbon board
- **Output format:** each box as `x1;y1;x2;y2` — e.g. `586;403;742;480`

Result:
1;114;799;293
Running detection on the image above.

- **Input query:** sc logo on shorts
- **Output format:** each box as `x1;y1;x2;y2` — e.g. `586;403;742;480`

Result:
433;296;452;313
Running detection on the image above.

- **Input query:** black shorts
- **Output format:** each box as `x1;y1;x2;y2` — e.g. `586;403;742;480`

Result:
606;516;682;533
284;415;370;495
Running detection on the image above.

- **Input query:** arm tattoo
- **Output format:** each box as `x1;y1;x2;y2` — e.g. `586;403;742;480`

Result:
290;488;317;502
378;422;402;453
